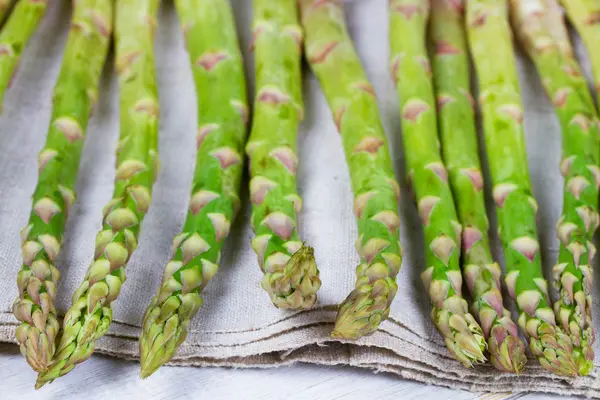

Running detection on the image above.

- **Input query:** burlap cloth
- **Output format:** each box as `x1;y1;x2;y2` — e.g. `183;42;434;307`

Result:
0;1;599;397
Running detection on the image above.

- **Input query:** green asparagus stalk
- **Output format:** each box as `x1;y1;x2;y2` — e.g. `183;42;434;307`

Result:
138;0;248;378
247;0;321;310
299;0;402;339
466;0;579;376
12;0;112;374
510;0;599;377
429;0;526;373
35;0;160;387
0;0;16;25
389;0;486;368
0;0;49;110
559;0;600;107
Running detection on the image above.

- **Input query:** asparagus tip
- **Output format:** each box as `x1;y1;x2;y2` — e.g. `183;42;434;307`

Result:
554;303;595;376
435;309;487;367
536;354;578;377
577;357;594;377
331;314;378;340
331;283;394;340
139;363;158;380
263;243;322;310
34;357;75;388
531;326;580;377
139;336;177;379
573;339;595;376
330;322;369;340
34;377;48;390
15;322;56;374
488;330;527;374
139;349;166;379
138;316;184;379
445;335;487;368
329;330;345;339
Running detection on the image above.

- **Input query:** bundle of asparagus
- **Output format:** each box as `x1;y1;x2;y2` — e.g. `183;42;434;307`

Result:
510;0;599;377
466;0;580;376
36;0;160;387
138;0;248;378
8;0;600;386
389;0;486;368
0;0;49;109
247;0;321;310
300;0;403;339
559;0;600;107
429;0;526;373
12;0;112;375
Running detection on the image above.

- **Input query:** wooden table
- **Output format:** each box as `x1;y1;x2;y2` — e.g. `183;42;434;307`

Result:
0;344;568;400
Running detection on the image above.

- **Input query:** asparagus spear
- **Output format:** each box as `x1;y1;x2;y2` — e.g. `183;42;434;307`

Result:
35;0;160;387
466;0;579;376
429;0;526;373
12;0;112;374
0;0;16;25
138;0;248;378
0;0;49;110
559;0;600;107
299;0;402;339
247;0;321;310
510;0;599;377
389;0;486;367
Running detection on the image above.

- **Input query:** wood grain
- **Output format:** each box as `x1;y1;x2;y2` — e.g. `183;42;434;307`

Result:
0;344;570;399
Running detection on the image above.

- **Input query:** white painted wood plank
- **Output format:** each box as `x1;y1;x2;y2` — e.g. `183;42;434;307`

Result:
0;345;572;400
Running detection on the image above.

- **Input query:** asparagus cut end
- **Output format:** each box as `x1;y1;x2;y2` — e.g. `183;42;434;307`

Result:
263;243;322;310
